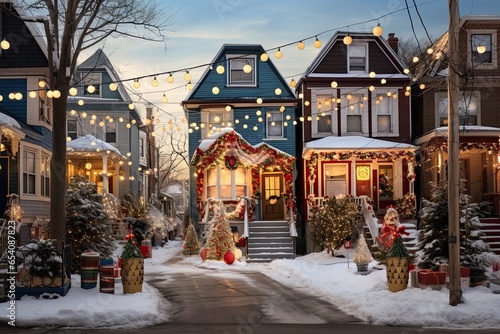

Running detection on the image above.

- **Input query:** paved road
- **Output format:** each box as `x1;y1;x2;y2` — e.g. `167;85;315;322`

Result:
2;255;500;334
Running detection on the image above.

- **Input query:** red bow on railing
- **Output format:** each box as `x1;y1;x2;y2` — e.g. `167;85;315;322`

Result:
379;225;409;248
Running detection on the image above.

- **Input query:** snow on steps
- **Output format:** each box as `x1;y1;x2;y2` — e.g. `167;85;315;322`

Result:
246;220;295;263
364;219;418;256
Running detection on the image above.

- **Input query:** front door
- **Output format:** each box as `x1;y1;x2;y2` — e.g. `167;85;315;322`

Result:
261;173;284;221
356;165;371;197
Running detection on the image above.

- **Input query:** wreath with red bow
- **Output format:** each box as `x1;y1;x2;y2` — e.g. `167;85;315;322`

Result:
224;155;239;170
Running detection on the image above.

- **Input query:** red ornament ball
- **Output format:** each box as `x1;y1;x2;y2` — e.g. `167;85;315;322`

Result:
224;251;235;265
238;237;247;247
200;248;209;261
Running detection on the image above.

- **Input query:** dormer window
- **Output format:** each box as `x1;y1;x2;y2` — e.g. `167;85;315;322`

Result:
82;72;102;97
348;44;368;72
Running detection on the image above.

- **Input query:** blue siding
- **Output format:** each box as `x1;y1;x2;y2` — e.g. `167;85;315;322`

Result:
0;79;28;123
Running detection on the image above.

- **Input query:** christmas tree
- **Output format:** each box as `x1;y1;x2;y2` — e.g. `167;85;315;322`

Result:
387;235;409;258
379;173;394;198
182;219;200;256
205;202;235;260
66;175;115;273
353;235;373;264
310;196;357;255
415;182;492;284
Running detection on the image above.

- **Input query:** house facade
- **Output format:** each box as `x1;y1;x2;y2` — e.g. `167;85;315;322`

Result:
411;16;500;214
295;31;416;227
182;44;299;260
65;49;156;205
0;2;52;243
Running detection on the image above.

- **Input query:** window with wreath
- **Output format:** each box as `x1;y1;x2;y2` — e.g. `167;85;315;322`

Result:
206;166;247;200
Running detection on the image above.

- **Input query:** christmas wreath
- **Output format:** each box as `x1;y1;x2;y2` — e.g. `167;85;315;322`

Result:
224;155;239;170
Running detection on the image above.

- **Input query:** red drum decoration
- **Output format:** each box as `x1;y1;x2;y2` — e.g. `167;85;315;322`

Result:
224;251;235;265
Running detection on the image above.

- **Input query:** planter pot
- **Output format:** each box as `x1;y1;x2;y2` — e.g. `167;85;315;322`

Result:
386;257;409;292
355;263;369;273
121;258;144;294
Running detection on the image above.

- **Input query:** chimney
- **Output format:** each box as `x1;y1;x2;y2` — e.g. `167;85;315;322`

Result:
387;33;399;54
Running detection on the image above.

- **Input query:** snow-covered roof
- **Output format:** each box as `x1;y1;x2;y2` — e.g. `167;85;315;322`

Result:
197;127;236;152
67;134;123;157
413;126;500;146
0;111;21;129
303;135;417;156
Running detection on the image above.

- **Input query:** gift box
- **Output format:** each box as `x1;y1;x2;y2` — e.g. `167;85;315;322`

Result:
418;269;446;285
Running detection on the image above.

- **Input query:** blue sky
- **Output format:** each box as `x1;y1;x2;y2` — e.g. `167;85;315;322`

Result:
80;0;500;123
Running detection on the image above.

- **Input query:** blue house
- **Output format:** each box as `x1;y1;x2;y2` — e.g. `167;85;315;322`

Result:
182;44;299;261
0;1;52;243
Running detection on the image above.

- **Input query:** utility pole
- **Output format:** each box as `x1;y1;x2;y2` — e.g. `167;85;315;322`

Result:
448;0;462;306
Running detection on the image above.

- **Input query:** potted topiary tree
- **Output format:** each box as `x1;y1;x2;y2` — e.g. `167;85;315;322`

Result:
120;233;144;294
353;235;373;274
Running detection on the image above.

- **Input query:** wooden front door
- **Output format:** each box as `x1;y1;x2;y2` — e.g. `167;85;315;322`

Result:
261;173;284;221
356;165;371;197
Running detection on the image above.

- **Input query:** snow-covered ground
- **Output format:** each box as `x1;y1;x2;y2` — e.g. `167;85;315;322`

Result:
3;240;500;329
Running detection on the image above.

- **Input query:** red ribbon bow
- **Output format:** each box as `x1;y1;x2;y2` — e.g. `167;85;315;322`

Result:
379;225;409;248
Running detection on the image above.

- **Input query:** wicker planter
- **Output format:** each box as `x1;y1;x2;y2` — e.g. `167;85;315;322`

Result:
386;257;409;292
121;258;144;294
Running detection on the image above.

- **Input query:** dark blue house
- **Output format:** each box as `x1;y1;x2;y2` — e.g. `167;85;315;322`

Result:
182;44;299;261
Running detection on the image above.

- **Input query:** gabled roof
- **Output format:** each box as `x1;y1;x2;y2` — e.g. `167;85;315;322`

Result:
183;44;296;103
303;135;417;158
300;31;409;84
67;134;124;161
413;126;500;146
76;49;133;103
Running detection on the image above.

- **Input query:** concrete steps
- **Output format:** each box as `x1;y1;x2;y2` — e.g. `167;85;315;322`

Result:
480;218;500;255
364;219;418;258
247;220;295;263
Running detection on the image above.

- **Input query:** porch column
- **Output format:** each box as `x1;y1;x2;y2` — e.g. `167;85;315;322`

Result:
351;157;357;196
102;154;108;193
114;163;120;195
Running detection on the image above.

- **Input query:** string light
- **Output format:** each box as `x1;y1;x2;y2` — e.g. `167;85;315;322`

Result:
151;76;159;87
275;48;283;59
167;73;175;83
109;82;118;91
260;52;269;62
313;36;322;48
372;23;383;37
1;38;10;50
343;34;352;45
133;79;140;88
297;41;305;50
69;87;78;96
184;71;191;82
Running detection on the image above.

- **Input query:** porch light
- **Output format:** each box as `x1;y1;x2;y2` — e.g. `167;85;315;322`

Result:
85;162;92;170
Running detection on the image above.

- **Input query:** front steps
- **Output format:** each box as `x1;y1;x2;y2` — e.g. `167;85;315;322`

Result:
480;218;500;255
363;219;418;258
246;220;295;263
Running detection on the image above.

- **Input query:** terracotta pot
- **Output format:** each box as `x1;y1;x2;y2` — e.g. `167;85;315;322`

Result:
121;258;144;294
386;257;409;292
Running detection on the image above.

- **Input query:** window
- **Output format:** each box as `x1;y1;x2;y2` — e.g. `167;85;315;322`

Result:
373;88;398;136
228;55;256;86
206;166;247;200
316;95;334;134
379;165;394;199
67;119;77;140
105;120;116;143
200;108;232;139
139;137;145;158
348;44;367;72
346;93;363;133
437;91;479;126
23;150;36;195
82;73;101;97
41;154;50;197
39;89;51;125
266;110;283;138
324;164;347;197
471;34;492;64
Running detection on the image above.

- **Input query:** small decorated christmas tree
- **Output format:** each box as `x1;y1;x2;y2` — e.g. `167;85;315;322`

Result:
353;235;373;266
387;235;409;258
205;202;235;260
182;220;200;256
121;235;143;258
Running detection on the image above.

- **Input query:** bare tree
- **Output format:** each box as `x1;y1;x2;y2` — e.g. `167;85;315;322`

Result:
1;0;175;243
155;127;188;194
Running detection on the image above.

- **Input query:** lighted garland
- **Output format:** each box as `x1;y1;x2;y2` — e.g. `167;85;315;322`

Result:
192;130;296;215
423;142;500;160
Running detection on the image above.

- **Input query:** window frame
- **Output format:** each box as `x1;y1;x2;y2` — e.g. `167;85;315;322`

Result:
67;118;78;140
372;88;399;137
469;30;497;69
82;72;102;97
206;166;248;200
105;119;117;143
323;163;348;197
436;91;480;127
23;149;36;195
200;108;232;139
313;93;335;135
40;153;50;197
340;89;366;135
227;55;257;87
348;43;368;73
265;109;284;139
